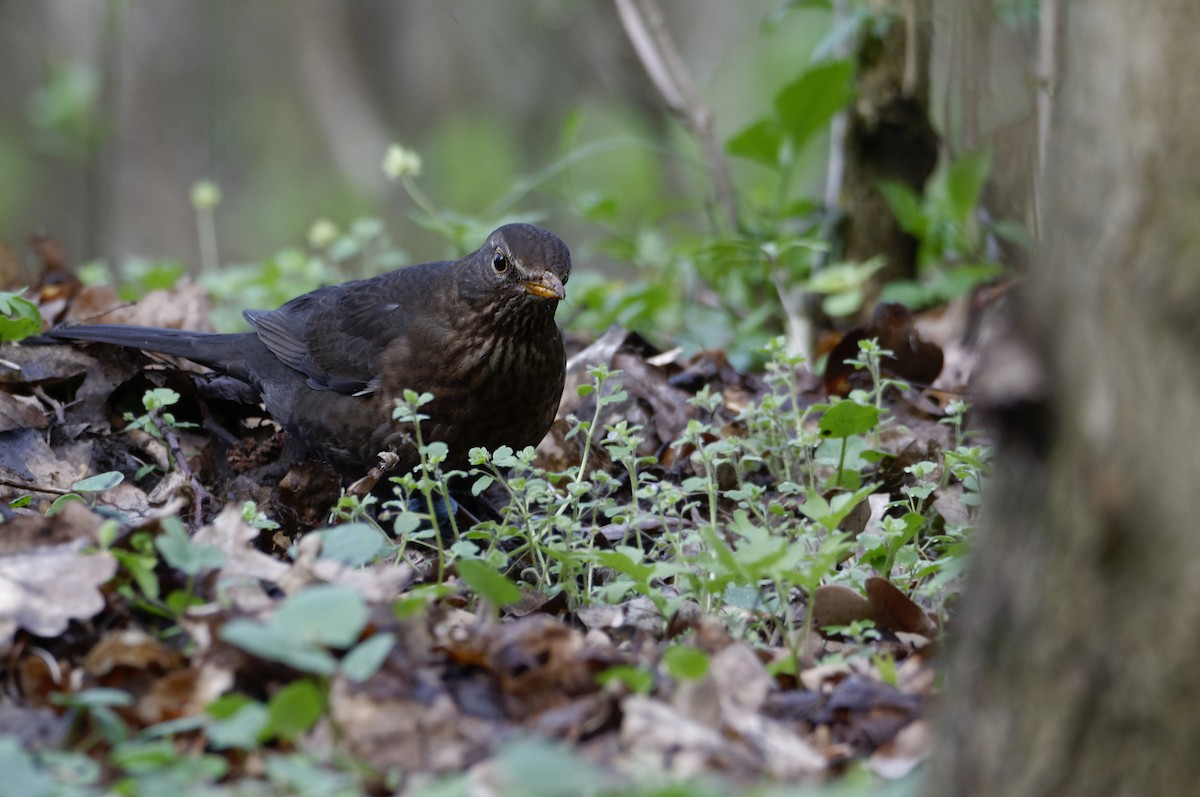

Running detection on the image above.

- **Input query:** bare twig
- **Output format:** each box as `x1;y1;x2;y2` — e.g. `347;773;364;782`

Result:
613;0;738;229
1034;0;1058;238
772;261;812;362
902;0;919;96
824;0;852;209
0;477;71;496
149;408;207;528
32;385;67;426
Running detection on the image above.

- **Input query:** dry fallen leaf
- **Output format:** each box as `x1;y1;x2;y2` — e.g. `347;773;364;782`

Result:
867;718;931;779
812;579;938;639
0;393;47;432
0;539;116;652
812;584;874;632
824;303;944;398
864;577;938;638
674;643;826;778
621;695;759;779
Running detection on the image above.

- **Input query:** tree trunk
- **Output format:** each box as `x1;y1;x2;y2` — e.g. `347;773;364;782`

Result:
840;0;939;291
929;1;1200;795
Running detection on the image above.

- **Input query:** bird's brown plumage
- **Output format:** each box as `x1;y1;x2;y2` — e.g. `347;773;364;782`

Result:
42;223;571;477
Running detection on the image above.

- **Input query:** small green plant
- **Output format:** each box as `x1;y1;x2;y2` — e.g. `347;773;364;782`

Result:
726;59;855;220
123;388;197;476
879;148;1019;307
821;618;882;643
98;515;223;622
219;584;394;682
78;257;189;302
386;389;464;582
153;516;224;618
190;179;222;275
45;471;125;516
51;688;136;748
0;290;43;342
241;500;280;532
27;60;104;159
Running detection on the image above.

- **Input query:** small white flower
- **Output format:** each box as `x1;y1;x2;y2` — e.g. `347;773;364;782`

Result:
308;218;340;249
189;180;221;210
382;144;422;180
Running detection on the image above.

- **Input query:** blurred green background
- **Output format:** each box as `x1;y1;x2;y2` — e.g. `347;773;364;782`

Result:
1;1;819;267
1;1;1036;362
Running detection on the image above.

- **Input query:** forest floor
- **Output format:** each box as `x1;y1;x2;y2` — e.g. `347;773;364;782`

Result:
0;257;1006;796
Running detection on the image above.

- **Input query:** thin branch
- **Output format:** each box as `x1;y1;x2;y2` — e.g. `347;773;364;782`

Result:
902;0;919;96
772;261;812;363
1034;0;1058;238
149;408;207;529
0;477;71;496
613;0;738;230
824;0;852;209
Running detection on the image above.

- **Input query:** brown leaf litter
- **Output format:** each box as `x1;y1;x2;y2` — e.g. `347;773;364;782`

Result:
0;239;1010;791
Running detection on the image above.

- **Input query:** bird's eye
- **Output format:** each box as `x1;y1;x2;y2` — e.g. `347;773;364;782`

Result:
492;250;509;274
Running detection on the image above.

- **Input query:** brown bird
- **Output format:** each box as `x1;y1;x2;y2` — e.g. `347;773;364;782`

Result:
41;223;571;477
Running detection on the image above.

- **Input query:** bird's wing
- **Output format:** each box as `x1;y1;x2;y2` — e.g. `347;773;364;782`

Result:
246;267;437;395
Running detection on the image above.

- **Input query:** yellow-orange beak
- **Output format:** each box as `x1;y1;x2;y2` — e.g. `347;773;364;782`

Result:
520;271;566;301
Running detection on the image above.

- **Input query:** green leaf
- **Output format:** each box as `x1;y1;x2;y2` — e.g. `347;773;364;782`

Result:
944;148;992;225
265;752;361;796
878;279;931;308
51;687;133;708
698;523;746;583
421;440;449;462
393;510;422;536
766;0;833;31
71;470;124;493
662;645;710;681
206;693;253;720
44;493;86;516
491;445;518;467
821;289;864;317
392;583;454;619
141;388;181;411
0;735;60;797
0;291;43;342
272;584;369;648
219;620;338;676
155;517;224;576
313;523;387;567
726;117;784;168
989;219;1031;247
724;510;797;577
878;181;926;236
108;739;178;774
798;482;880;532
818;400;880;439
165;589;205;616
923;262;1006;302
456;558;521;606
811;6;871;62
774;60;855;152
803;257;884;296
266;679;325;742
341;632;396;683
592;549;654;584
206;700;270;750
596;664;654;695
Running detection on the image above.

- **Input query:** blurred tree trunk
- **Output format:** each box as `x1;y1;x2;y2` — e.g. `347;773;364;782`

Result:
929;1;1200;795
840;0;939;291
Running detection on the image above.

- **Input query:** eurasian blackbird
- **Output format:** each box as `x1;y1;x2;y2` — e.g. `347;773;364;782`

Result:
41;223;571;477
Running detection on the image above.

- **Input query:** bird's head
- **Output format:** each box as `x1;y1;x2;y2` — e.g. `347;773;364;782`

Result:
463;224;571;311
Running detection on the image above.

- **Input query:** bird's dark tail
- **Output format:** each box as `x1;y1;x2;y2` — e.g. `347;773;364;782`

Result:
34;325;258;383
